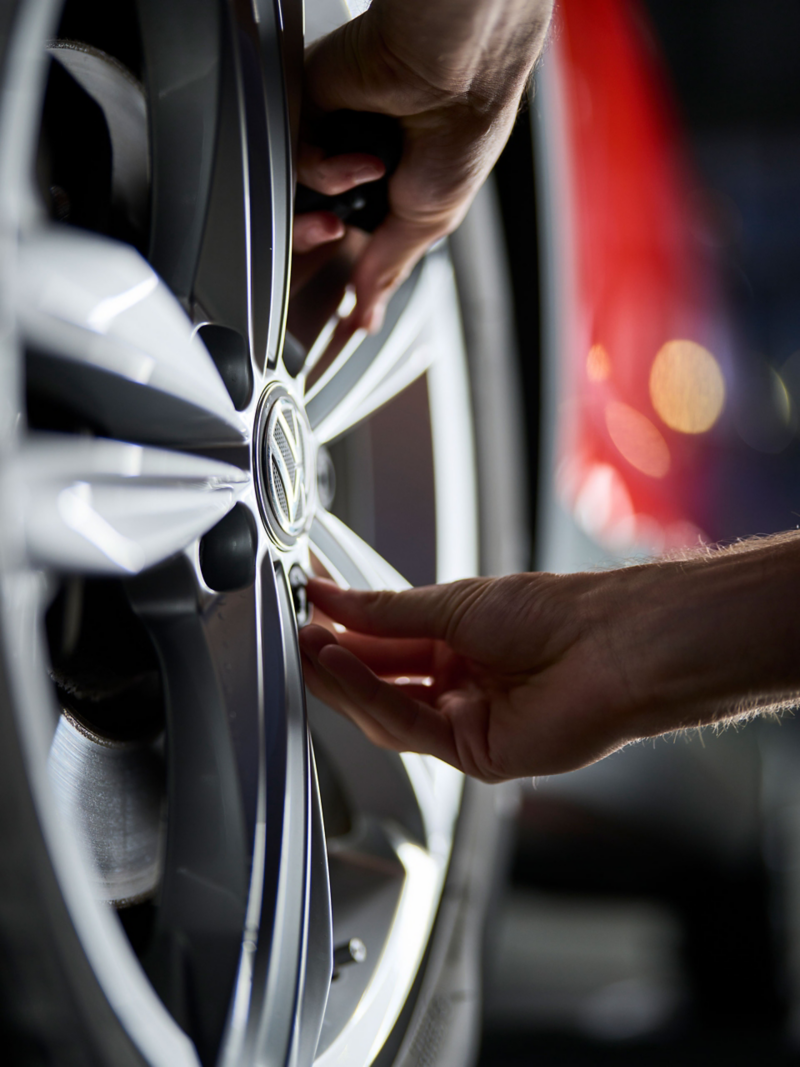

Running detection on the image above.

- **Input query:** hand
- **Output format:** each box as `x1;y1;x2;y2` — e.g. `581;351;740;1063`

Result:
300;572;645;781
300;539;800;781
293;0;554;333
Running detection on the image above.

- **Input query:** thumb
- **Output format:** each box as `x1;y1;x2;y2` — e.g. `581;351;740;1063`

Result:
304;18;383;116
345;213;445;332
306;578;488;642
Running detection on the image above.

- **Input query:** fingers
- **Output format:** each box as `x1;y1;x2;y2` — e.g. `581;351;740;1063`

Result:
300;626;431;750
333;631;438;676
300;622;340;659
299;624;506;781
306;639;460;766
306;577;486;642
293;212;345;254
300;623;438;678
297;143;386;197
302;650;405;752
344;213;446;332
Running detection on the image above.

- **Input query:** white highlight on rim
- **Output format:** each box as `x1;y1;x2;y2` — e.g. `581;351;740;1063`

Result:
303;327;368;412
0;0;60;232
15;435;248;575
400;752;464;852
306;261;437;444
57;481;147;573
426;258;479;582
87;275;158;332
310;509;407;592
313;835;440;1067
17;227;245;438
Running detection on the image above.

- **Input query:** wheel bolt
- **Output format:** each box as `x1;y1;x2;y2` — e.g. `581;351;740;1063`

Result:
316;445;336;510
289;566;310;627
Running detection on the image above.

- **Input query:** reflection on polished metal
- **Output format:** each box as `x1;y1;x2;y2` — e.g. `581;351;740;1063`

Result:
256;383;316;546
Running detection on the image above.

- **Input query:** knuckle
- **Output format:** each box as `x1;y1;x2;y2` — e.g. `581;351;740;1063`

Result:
440;578;492;646
360;588;398;618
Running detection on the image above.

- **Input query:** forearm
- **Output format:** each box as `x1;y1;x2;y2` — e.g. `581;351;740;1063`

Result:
607;534;800;739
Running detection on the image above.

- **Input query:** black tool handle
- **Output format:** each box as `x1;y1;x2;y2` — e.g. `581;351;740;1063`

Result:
295;110;403;233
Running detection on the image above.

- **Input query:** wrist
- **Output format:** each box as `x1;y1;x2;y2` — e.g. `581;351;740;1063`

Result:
606;537;800;738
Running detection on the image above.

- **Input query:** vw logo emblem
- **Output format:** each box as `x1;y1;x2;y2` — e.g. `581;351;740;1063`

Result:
261;391;314;541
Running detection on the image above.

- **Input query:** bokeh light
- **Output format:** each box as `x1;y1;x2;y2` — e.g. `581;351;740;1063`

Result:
649;339;725;434
605;401;670;478
587;343;611;381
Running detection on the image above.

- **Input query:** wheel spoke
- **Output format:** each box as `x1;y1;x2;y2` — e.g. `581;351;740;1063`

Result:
247;0;293;374
304;258;437;444
16;434;248;575
310;509;408;592
308;692;461;1067
136;0;223;304
223;556;317;1065
126;556;253;1065
292;745;333;1067
19;227;246;447
187;1;255;363
139;0;289;374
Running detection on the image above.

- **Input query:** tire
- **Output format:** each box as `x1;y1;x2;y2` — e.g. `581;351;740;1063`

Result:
0;2;523;1065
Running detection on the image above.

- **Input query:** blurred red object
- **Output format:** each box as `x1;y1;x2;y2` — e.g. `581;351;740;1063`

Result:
545;0;732;552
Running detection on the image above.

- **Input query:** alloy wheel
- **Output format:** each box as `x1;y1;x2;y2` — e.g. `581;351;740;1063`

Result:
0;1;478;1065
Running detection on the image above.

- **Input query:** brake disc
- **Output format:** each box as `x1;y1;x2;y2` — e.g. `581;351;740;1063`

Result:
47;41;148;233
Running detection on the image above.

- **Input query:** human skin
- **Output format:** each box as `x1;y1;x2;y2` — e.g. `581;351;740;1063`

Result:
299;535;800;782
292;0;555;332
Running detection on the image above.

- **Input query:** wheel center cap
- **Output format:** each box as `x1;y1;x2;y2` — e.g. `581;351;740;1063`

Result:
256;384;315;545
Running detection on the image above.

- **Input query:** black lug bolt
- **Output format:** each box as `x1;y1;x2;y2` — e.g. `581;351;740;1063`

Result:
316;445;336;510
289;566;310;627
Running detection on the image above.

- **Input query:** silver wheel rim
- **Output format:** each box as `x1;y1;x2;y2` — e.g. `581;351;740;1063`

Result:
0;1;479;1065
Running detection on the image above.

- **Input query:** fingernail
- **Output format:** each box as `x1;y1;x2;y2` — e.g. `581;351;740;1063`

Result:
349;164;384;185
365;300;388;334
309;218;344;243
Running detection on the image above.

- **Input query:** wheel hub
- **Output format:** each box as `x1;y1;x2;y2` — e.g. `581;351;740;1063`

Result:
256;382;317;547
